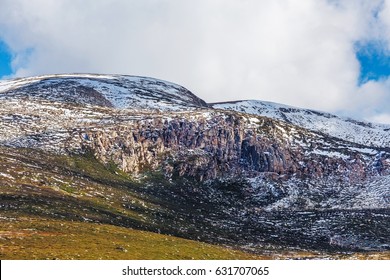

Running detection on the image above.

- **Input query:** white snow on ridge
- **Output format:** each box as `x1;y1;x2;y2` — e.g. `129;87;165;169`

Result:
2;74;389;148
213;100;390;148
0;74;205;111
0;74;115;93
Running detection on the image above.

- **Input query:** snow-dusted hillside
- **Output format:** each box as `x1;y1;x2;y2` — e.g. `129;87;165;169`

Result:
0;74;208;111
1;73;389;254
213;100;390;148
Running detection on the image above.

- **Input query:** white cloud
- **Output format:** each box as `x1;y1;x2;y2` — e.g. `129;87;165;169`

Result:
0;0;390;123
350;77;390;122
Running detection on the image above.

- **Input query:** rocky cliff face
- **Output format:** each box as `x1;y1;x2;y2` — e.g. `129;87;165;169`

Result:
73;111;383;183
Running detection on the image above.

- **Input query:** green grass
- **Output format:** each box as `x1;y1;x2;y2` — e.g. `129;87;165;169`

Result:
0;147;264;260
0;217;264;260
1;217;388;260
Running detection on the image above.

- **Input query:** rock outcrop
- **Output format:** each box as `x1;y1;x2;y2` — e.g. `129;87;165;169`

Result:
77;111;380;182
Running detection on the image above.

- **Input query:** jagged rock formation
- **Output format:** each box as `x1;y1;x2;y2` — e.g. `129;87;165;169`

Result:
80;113;376;182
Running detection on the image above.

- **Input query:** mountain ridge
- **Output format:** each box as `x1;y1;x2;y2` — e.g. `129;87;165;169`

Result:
1;73;389;188
0;73;208;111
212;99;390;148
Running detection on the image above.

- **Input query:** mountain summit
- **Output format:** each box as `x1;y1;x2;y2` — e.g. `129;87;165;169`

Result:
0;74;389;258
0;74;208;110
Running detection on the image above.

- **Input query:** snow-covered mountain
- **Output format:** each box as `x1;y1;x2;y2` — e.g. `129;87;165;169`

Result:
1;73;389;182
213;100;390;148
0;73;208;111
1;74;389;255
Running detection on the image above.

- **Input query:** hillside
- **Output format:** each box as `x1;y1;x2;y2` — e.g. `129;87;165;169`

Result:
212;100;390;148
0;74;389;259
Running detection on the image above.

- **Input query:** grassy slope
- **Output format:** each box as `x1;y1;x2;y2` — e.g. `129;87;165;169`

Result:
0;147;262;259
0;218;262;260
1;217;388;260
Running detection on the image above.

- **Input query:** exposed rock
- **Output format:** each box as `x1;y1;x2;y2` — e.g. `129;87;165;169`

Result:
74;112;380;182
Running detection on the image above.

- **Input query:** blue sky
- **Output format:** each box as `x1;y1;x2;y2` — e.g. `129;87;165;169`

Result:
0;40;12;78
1;0;390;124
356;42;390;84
